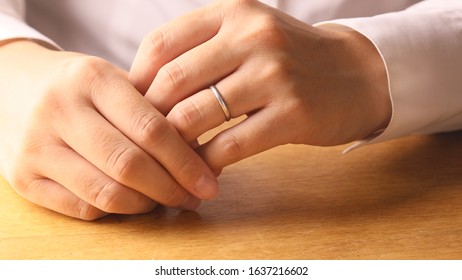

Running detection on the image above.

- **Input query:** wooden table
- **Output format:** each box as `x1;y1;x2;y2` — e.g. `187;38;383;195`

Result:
1;128;462;259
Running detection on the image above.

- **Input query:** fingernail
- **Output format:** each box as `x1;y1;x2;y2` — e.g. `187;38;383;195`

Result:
195;174;219;200
181;195;201;211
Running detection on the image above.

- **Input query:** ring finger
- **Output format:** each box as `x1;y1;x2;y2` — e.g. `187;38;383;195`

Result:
166;66;271;143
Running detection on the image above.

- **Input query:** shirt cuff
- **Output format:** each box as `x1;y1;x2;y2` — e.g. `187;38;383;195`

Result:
0;12;59;49
316;2;462;152
314;21;392;152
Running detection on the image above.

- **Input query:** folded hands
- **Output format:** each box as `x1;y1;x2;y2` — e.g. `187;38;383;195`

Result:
0;0;391;219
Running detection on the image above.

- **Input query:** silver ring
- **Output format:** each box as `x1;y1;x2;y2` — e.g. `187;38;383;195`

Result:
210;85;231;121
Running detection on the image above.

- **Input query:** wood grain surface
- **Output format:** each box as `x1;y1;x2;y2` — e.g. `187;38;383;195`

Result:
1;129;462;259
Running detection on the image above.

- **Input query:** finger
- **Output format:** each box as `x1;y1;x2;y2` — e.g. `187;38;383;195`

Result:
57;105;202;210
198;108;291;172
36;143;157;214
17;177;107;221
129;2;223;94
167;69;270;143
145;35;241;115
88;76;219;200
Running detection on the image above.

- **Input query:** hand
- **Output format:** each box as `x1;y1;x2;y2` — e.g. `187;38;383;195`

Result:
129;0;392;174
0;40;218;220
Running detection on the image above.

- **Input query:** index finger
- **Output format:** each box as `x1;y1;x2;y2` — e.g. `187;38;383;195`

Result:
90;67;220;201
128;1;223;95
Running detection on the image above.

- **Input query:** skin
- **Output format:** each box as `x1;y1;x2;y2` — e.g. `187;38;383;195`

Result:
0;0;392;220
0;40;219;220
129;0;392;175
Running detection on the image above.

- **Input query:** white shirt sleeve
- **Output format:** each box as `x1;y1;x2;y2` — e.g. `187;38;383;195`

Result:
0;0;57;48
317;0;462;150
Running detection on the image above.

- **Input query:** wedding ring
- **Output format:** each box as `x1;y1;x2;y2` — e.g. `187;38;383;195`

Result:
210;85;231;121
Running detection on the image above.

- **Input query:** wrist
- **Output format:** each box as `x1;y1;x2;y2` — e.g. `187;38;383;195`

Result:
348;30;391;135
0;40;60;180
317;25;392;142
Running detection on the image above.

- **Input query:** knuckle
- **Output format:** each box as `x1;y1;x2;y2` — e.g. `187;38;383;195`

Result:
106;145;144;183
260;58;293;85
76;200;103;221
226;0;254;11
11;174;35;198
134;111;171;147
35;81;78;124
223;0;289;51
9;168;51;199
91;180;122;213
61;56;111;88
8;173;37;199
55;56;115;103
220;134;243;162
32;57;114;129
35;87;69;121
142;29;168;58
169;100;203;136
170;156;197;182
15;178;104;221
156;61;189;92
161;184;187;208
240;14;290;52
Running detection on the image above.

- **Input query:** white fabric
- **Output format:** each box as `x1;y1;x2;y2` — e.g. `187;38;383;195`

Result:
1;0;461;147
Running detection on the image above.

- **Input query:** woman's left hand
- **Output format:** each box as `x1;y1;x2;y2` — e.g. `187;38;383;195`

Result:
129;0;391;174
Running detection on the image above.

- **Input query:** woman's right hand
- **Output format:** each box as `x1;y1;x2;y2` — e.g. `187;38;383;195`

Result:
0;40;219;220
